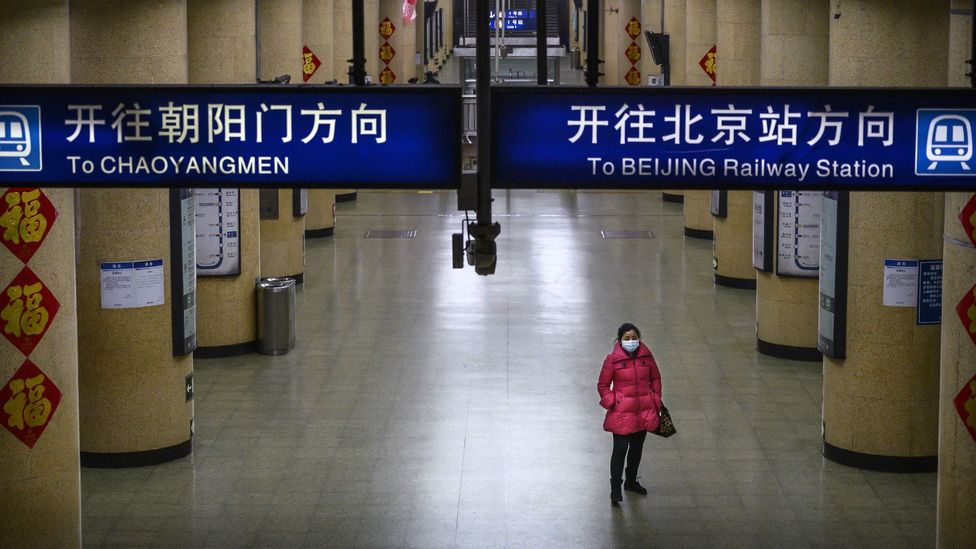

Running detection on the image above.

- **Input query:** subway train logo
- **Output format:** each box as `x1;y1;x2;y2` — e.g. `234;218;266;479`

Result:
916;109;976;176
0;106;42;172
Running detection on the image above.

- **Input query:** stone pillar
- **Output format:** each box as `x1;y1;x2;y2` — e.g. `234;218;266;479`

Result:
682;0;716;239
333;0;358;201
938;1;976;545
712;0;759;288
822;0;948;471
258;0;307;281
303;0;336;82
754;0;828;360
71;0;194;466
188;0;263;357
303;0;339;238
601;0;641;85
661;0;686;203
0;4;80;544
379;0;417;84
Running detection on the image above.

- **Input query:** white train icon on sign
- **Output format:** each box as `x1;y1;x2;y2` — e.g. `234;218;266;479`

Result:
925;114;972;171
0;106;41;172
0;111;32;167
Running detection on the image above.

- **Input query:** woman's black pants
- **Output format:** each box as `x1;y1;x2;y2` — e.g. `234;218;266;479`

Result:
610;431;647;484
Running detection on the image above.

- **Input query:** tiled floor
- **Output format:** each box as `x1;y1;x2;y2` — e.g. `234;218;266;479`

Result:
81;190;937;548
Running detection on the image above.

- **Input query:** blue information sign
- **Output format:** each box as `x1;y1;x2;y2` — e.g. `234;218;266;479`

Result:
0;85;461;188
491;87;976;190
917;259;943;325
488;10;536;31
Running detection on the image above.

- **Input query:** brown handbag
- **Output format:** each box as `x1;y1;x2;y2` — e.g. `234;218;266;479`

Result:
651;405;676;438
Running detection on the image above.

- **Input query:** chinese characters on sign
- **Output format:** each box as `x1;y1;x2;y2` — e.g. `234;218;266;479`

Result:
954;374;976;444
1;265;59;356
0;86;461;188
0;359;62;449
0;187;56;263
916;260;942;325
302;46;322;82
378;18;397;85
624;18;641;87
957;283;976;347
699;46;717;85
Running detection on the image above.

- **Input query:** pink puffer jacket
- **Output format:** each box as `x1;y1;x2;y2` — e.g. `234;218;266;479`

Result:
597;341;663;435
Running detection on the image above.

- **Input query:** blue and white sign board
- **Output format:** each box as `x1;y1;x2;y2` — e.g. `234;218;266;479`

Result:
492;87;976;189
917;259;943;325
489;10;536;31
0;85;461;188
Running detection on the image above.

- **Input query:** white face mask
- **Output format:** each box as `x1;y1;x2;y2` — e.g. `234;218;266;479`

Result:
621;339;639;353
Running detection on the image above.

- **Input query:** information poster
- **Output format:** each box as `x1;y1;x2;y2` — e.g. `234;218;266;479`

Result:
818;191;848;359
752;191;773;272
776;191;822;277
99;260;164;309
710;190;727;217
917;259;943;325
883;259;919;307
194;188;241;276
170;189;197;356
293;188;308;217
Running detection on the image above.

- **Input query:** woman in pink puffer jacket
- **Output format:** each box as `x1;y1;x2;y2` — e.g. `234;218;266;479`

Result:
597;322;663;503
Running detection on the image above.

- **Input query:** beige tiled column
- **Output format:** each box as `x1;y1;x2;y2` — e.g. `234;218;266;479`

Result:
71;0;194;466
601;0;641;86
754;0;828;360
258;0;307;281
303;0;336;82
378;0;418;84
661;0;686;203
0;6;79;542
822;0;948;471
188;0;262;357
938;1;976;544
713;0;759;289
682;0;716;239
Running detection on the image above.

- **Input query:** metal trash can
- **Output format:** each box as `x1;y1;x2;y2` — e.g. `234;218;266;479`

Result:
256;277;296;355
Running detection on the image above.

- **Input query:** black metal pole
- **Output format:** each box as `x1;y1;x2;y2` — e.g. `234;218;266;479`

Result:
585;0;600;87
352;0;366;85
536;0;548;85
970;7;976;88
476;0;491;224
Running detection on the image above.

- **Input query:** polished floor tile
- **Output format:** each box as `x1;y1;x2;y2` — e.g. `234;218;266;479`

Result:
80;190;936;548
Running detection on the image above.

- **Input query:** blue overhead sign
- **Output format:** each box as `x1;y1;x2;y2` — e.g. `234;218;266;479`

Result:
0;85;461;188
491;87;976;190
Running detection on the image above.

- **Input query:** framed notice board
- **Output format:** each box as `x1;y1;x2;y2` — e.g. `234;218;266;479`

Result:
818;191;849;359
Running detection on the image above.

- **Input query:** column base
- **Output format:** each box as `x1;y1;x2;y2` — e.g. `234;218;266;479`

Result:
662;193;684;203
81;439;192;468
822;441;937;473
684;227;714;240
336;192;357;202
756;338;822;361
305;227;335;238
194;340;257;359
714;273;756;290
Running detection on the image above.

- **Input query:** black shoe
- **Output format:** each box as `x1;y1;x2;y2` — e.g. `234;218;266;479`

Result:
623;480;647;495
610;482;623;503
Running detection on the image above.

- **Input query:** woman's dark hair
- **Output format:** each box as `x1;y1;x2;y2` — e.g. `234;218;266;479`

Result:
616;322;641;341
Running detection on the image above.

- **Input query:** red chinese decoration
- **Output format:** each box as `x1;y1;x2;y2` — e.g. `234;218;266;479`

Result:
302;46;322;82
625;43;641;65
402;0;417;24
699;45;717;85
958;283;976;348
1;266;59;357
379;66;397;85
379;17;396;40
625;67;642;87
626;17;641;40
960;193;976;249
954;374;976;444
0;359;62;449
0;188;57;264
379;42;396;65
